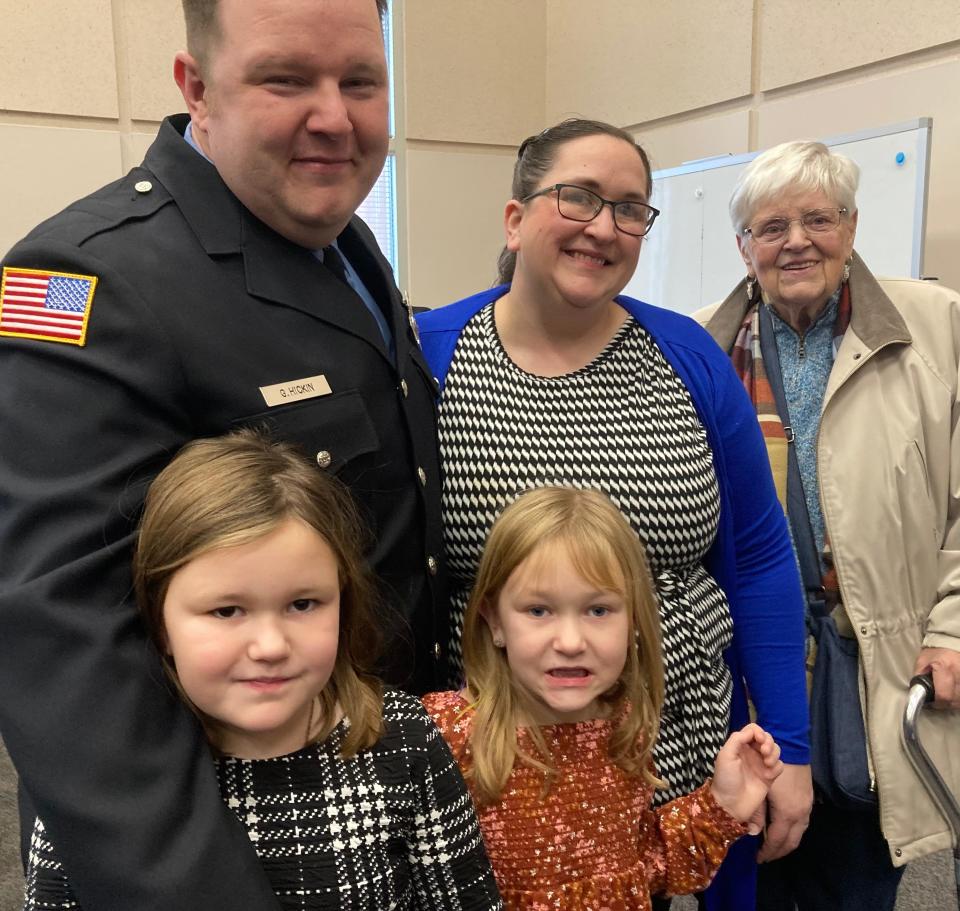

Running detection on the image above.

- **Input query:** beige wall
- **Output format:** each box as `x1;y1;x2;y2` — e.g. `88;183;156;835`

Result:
758;0;960;91
403;0;546;145
2;1;959;299
122;0;191;126
400;0;546;305
0;0;119;119
405;144;516;306
0;0;184;258
546;0;753;125
1;123;125;250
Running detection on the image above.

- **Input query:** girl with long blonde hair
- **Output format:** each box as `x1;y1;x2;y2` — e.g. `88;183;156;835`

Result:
424;487;783;910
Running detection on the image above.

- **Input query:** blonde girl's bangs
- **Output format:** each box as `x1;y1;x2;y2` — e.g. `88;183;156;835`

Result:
562;531;627;597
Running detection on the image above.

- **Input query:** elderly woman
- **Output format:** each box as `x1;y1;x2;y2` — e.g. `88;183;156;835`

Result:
416;119;810;910
698;140;960;911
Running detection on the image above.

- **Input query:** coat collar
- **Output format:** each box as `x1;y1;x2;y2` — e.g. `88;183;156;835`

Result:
144;115;243;255
705;251;911;353
143;115;396;361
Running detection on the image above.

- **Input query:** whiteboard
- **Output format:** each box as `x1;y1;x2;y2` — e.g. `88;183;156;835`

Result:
624;119;932;315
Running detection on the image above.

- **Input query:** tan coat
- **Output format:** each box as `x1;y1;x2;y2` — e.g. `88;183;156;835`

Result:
696;253;960;865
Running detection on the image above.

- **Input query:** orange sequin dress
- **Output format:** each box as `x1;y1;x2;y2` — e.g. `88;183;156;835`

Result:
423;691;746;911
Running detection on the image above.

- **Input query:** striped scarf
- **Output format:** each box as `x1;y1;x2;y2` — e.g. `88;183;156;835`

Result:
731;284;851;607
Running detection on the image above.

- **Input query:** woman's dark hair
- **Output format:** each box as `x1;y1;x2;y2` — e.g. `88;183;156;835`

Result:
496;119;653;284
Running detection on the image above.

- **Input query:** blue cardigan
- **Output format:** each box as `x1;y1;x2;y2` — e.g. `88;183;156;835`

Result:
418;286;810;910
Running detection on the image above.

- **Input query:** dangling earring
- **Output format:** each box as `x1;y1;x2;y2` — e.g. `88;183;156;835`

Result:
746;276;756;301
492;636;505;649
842;258;851;284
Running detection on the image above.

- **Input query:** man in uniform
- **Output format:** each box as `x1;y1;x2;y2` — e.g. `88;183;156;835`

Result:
0;0;446;907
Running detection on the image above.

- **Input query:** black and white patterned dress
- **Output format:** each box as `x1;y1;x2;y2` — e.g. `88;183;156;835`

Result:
24;689;502;910
439;302;733;803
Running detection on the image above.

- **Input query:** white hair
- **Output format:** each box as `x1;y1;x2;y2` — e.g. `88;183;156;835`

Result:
729;140;860;234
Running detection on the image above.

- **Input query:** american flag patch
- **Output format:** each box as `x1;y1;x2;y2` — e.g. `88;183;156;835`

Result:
0;267;98;346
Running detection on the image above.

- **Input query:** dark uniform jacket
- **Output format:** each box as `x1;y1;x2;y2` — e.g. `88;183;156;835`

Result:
0;114;446;910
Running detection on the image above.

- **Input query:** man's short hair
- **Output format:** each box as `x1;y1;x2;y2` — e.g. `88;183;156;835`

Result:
182;0;388;71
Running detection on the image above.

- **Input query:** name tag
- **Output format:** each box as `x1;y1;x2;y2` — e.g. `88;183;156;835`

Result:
259;374;332;407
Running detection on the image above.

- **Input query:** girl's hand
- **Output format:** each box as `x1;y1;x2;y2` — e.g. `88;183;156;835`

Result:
709;723;783;834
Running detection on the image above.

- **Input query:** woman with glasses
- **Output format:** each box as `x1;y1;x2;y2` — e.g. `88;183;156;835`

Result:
698;140;960;911
416;119;808;910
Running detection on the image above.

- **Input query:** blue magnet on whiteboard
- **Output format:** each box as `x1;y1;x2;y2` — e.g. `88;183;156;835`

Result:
895;151;906;165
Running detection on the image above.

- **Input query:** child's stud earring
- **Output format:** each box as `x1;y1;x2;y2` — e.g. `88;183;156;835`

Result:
492;636;505;648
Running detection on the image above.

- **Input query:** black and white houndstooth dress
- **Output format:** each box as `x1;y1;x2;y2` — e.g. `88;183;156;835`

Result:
439;302;733;803
23;690;501;910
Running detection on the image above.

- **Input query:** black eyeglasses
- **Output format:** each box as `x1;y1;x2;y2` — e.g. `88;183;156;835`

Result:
522;183;660;237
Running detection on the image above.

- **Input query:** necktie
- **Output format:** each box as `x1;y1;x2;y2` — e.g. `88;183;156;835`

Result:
321;244;394;353
322;246;349;286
